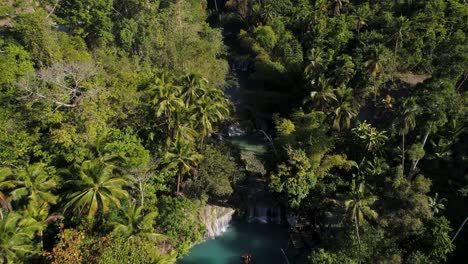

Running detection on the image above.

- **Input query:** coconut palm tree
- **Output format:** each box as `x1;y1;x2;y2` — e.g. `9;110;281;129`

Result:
151;73;185;130
354;4;370;41
111;203;165;241
428;193;447;215
64;159;130;219
344;180;378;264
22;198;63;250
0;211;41;263
9;163;58;207
173;120;199;143
0;168;16;219
392;16;410;76
397;97;420;173
333;0;349;15
352;121;388;152
333;102;358;131
332;86;358;131
304;48;325;80
191;95;229;144
180;73;208;107
304;77;337;112
163;140;203;194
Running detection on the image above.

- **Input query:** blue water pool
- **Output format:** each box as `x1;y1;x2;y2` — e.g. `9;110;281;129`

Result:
178;220;292;264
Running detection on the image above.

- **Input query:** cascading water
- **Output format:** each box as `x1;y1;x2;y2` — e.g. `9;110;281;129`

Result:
248;203;282;224
200;205;235;239
214;212;233;236
227;124;246;137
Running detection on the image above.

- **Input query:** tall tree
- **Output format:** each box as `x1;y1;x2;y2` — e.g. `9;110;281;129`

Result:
150;73;185;132
304;77;337;112
0;168;16;219
396;97;420;173
0;212;41;263
191;94;229;144
343;180;378;264
163;140;203;194
64;159;130;219
332;86;358;131
9;163;58;207
111;203;164;241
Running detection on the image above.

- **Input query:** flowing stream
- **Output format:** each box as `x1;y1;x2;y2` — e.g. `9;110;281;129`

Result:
179;4;296;262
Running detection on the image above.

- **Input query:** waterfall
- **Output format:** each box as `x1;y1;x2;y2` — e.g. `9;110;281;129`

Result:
227;124;245;137
248;203;282;224
214;213;233;236
200;205;235;239
270;207;282;224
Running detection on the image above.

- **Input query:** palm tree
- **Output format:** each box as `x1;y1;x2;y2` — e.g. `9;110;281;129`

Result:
428;193;447;215
64;159;130;219
397;97;419;173
304;77;337;112
180;73;208;107
334;55;355;86
333;0;349;15
332;86;358;131
191;95;229;144
344;180;378;263
259;3;275;24
9;163;58;207
392;16;410;76
352;121;388;152
172;120;199;143
163;140;203;194
333;101;357;131
0;211;41;263
304;48;325;80
0;168;16;219
111;203;165;241
354;5;369;41
0;165;57;249
151;73;185;130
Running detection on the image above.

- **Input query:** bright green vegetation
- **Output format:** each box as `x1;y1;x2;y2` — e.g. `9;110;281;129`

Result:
0;0;467;263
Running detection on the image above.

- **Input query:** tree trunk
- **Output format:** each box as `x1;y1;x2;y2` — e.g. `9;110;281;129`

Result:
452;215;468;243
392;36;399;81
456;72;468;91
177;172;181;193
402;133;405;173
40;230;44;250
139;180;145;207
355;214;362;264
408;130;430;179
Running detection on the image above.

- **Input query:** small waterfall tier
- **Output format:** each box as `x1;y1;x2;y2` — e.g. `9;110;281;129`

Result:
248;203;282;224
199;205;235;239
227;124;246;137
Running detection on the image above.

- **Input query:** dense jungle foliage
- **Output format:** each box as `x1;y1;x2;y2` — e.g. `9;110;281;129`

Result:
0;0;466;263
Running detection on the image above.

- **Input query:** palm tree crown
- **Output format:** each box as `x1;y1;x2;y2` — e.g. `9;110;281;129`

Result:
111;203;164;241
10;163;58;207
164;140;203;193
64;159;130;219
0;212;40;263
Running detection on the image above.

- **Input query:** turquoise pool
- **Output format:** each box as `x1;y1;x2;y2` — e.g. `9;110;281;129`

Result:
178;220;292;264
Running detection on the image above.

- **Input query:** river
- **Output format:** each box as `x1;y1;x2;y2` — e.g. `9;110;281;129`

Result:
179;4;301;262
